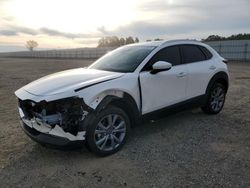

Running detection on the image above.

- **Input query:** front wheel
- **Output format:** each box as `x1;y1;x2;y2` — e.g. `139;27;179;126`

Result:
86;106;130;156
202;83;226;114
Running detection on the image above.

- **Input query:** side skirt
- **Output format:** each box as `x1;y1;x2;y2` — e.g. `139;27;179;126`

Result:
141;94;206;121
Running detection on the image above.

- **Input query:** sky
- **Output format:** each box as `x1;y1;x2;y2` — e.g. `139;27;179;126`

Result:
0;0;249;52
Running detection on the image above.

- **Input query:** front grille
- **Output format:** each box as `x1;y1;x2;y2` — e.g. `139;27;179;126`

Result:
18;99;54;117
18;99;33;118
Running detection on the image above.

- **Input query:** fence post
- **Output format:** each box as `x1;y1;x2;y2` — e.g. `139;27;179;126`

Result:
244;43;248;62
219;43;222;55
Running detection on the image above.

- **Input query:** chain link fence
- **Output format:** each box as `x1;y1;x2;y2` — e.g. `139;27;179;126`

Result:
0;40;250;61
0;47;115;59
205;40;250;61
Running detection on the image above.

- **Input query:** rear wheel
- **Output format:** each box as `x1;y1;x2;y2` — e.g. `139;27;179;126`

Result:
86;106;130;156
202;83;226;114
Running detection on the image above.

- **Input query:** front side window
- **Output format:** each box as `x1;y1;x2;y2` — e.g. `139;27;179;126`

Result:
144;46;181;70
89;46;155;73
181;45;206;63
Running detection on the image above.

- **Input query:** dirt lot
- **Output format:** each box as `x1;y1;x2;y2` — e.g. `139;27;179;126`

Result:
0;58;249;187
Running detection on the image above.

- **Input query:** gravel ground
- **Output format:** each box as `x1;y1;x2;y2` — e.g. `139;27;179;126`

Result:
0;58;249;187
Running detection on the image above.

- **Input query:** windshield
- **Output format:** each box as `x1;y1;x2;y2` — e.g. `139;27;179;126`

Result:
89;45;155;73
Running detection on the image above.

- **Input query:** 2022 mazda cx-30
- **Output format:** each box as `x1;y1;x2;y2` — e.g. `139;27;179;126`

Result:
15;40;229;155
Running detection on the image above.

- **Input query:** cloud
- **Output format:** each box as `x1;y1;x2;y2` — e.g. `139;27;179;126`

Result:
0;0;250;46
0;25;101;39
11;26;38;35
40;27;80;38
0;30;17;36
2;16;15;21
40;27;100;38
137;0;184;12
96;26;109;35
100;0;250;40
101;17;250;41
0;25;38;36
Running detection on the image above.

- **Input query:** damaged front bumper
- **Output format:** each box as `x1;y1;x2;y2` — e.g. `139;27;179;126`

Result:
21;119;85;147
21;117;86;141
17;97;92;147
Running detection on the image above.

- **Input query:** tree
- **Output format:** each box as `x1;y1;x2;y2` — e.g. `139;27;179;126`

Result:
154;38;163;41
202;35;225;42
119;37;126;45
202;33;250;41
26;40;38;51
97;36;139;47
125;36;135;44
110;36;120;47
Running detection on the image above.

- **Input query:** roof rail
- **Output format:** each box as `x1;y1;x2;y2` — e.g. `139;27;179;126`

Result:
160;39;198;46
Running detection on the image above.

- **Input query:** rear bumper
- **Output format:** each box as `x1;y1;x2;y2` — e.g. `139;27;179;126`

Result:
21;121;85;147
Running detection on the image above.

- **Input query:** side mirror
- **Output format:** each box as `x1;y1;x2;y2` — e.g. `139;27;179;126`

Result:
150;61;172;74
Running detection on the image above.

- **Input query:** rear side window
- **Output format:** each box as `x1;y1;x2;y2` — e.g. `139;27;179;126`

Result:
147;46;181;68
199;46;213;59
181;45;206;63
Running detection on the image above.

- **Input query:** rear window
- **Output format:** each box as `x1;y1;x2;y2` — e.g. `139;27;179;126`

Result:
181;45;206;63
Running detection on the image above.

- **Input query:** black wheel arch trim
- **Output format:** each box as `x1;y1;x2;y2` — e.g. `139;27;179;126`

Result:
205;71;229;96
94;93;141;127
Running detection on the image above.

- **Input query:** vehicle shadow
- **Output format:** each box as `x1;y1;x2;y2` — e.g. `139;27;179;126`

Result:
1;108;207;171
128;107;206;140
0;107;222;188
15;108;207;156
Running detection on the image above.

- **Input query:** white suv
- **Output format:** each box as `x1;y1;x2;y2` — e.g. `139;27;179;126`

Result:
15;40;229;155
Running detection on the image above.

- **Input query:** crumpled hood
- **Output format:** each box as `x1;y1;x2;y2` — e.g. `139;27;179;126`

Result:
22;68;124;96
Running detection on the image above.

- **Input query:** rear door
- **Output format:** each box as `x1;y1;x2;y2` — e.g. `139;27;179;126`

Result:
180;44;215;99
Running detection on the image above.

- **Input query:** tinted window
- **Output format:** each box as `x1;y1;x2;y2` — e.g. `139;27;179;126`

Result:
89;45;155;73
199;46;213;59
181;45;206;63
146;46;181;69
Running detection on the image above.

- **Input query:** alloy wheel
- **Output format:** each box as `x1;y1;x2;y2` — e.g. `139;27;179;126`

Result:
210;86;225;112
94;114;126;151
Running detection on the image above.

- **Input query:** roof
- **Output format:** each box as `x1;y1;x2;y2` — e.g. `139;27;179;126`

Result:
129;39;201;47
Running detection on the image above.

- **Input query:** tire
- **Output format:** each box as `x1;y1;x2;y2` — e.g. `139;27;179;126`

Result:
202;82;226;114
86;105;130;156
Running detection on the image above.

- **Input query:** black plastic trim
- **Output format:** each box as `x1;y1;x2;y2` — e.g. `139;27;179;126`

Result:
205;71;229;94
94;94;141;127
74;77;121;92
142;94;206;120
138;76;142;113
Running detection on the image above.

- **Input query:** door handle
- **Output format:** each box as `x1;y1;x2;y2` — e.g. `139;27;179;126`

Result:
177;72;187;77
209;65;216;70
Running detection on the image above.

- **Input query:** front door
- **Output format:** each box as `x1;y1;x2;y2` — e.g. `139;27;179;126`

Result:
139;45;188;114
